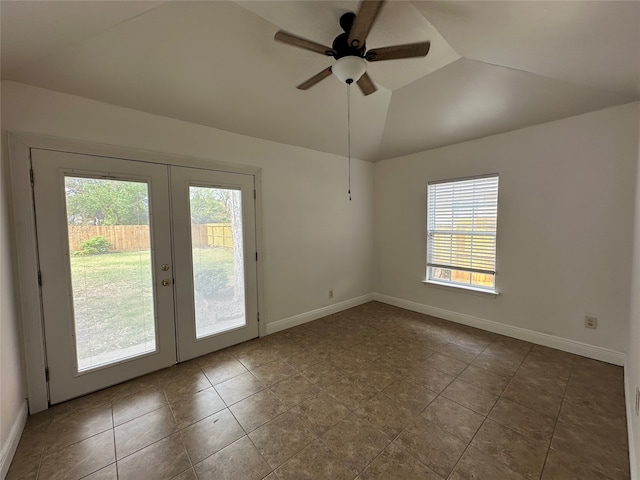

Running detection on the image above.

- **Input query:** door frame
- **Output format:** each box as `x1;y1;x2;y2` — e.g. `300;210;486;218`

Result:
6;132;267;413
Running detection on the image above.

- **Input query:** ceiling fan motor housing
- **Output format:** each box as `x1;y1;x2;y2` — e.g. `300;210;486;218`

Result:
332;13;366;59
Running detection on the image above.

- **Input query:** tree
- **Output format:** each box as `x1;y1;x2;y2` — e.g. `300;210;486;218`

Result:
189;187;231;224
65;177;149;225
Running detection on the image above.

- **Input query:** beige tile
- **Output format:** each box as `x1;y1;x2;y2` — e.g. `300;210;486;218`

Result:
250;360;298;386
332;350;372;374
214;372;265;405
395;418;467;478
321;414;390;474
169;387;226;429
471;419;548;480
421;352;468;377
291;392;351;435
39;430;115;480
541;449;615;480
201;357;248;386
510;365;568;397
324;375;378;410
6;449;41;480
249;412;317;469
350;363;398;391
442;378;499;415
269;374;321;408
404;366;456;394
195;348;236;367
170;468;197;480
108;375;158;401
44;404;113;453
563;378;625;412
558;396;627;443
355;394;415;440
24;409;53;432
551;420;630;479
6;428;47;479
382;379;437;414
489;398;556;444
179;408;245;464
193;436;270;480
162;371;212;403
116;433;191;480
435;341;482;363
114;405;178;459
52;390;116;423
229;389;288;432
471;351;522;378
152;362;202;386
420;396;484;442
356;442;442;480
281;348;324;371
275;440;355;480
236;347;278;370
449;447;528;480
82;463;117;479
112;387;167;426
502;378;564;417
300;362;344;388
457;364;510;396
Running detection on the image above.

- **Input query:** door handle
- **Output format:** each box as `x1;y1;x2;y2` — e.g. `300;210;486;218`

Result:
162;279;171;286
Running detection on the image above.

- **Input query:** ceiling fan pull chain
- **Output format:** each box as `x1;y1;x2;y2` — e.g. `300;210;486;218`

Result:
347;83;352;201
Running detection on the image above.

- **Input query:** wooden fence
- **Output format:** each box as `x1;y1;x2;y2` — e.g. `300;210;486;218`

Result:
68;224;233;252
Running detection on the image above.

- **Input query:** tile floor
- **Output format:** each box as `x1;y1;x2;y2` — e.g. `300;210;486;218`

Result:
7;301;630;480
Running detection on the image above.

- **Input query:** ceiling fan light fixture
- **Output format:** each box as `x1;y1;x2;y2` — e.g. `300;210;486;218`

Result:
332;56;366;85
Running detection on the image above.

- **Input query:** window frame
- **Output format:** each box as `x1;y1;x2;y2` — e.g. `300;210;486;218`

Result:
425;173;500;295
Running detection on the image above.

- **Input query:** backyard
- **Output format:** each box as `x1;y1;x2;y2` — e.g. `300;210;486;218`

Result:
70;247;237;370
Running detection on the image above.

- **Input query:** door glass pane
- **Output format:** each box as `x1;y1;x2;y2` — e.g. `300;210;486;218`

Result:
189;186;246;338
65;176;156;372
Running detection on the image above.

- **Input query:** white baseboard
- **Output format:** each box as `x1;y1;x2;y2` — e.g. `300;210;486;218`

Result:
266;293;375;335
0;400;27;480
625;362;638;480
373;293;625;366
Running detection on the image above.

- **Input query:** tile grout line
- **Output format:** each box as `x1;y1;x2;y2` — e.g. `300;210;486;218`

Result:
445;345;535;479
537;357;574;479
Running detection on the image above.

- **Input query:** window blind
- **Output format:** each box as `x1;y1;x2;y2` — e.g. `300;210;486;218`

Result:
427;175;499;277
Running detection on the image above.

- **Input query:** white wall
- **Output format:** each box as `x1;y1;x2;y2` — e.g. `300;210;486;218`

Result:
0;80;374;327
626;102;640;479
374;102;639;355
0;135;27;470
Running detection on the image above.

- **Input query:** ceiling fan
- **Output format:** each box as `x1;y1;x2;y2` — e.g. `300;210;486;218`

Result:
274;0;430;95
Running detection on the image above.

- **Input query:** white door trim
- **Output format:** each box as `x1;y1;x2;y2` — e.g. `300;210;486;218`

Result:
6;131;267;413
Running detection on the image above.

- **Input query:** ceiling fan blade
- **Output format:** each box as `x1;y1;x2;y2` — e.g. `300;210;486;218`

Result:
296;67;333;90
357;72;377;95
348;0;385;49
365;41;431;62
275;31;336;57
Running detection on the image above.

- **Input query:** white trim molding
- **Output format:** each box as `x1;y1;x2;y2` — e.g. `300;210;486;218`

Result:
373;293;625;366
266;294;375;335
0;400;28;479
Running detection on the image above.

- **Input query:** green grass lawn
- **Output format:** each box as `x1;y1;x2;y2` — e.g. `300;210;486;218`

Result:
70;248;234;369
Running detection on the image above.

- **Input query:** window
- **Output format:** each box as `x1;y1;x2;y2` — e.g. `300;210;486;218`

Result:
426;174;499;292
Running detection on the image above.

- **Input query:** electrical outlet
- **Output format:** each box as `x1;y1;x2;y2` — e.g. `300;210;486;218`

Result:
636;387;639;416
328;289;334;299
584;316;597;329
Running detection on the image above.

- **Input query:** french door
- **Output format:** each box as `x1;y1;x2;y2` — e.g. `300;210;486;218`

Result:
32;149;258;404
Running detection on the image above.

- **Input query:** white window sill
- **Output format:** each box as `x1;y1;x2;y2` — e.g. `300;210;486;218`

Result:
423;280;499;298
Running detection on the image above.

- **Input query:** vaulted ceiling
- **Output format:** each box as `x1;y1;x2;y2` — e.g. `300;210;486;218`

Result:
2;1;639;161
